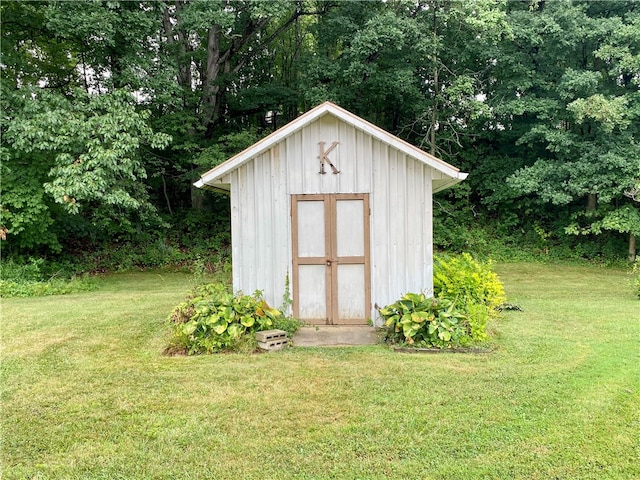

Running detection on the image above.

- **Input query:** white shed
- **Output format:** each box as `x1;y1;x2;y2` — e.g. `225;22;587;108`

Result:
195;102;468;326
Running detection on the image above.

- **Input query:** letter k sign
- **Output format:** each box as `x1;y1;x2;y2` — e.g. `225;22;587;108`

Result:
318;141;340;174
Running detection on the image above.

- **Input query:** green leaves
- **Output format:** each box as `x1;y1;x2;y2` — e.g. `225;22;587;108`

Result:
568;204;640;237
568;95;631;133
431;253;506;343
3;88;171;245
492;1;640;259
379;292;469;348
182;321;198;336
212;321;228;335
167;283;290;354
3;0;638;265
433;253;506;314
240;315;255;328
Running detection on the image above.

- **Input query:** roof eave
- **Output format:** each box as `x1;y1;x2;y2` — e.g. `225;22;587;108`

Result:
197;102;333;187
433;172;469;194
195;101;467;188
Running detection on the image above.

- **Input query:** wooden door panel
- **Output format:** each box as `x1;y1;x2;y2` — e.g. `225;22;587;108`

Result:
297;265;327;322
292;195;330;325
296;200;326;257
336;199;364;257
336;264;366;322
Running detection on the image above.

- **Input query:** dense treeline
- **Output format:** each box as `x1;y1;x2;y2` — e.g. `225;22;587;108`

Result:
1;0;639;269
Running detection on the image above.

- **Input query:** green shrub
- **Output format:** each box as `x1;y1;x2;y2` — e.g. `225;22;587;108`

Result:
378;293;469;348
378;254;505;348
167;283;299;354
269;314;302;338
84;240;188;271
633;259;640;299
433;253;505;341
1;257;45;282
0;277;97;297
466;302;490;342
0;258;97;297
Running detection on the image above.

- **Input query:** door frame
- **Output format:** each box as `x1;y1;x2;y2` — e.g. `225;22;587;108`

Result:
291;193;371;325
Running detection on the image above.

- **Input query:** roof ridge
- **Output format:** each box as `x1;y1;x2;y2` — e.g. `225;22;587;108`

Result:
195;102;467;189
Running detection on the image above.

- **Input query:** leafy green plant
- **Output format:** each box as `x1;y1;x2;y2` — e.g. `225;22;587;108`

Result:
1;257;45;282
379;254;505;348
167;283;295;354
268;272;302;335
0;257;97;297
633;259;640;299
0;277;97;297
466;302;490;341
270;315;302;338
433;253;505;312
378;293;469;348
433;253;506;341
280;272;293;313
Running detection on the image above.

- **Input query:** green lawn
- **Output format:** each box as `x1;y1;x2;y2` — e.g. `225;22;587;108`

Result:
1;264;638;479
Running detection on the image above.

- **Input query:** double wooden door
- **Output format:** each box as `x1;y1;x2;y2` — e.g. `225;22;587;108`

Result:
292;194;371;325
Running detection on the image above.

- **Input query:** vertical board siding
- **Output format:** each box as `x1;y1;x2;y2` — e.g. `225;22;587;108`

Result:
369;140;433;323
287;116;372;195
286;134;303;196
230;114;434;322
370;139;389;303
231;148;291;312
229;170;242;292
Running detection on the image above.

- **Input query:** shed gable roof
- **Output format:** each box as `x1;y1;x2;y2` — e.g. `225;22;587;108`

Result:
194;101;467;192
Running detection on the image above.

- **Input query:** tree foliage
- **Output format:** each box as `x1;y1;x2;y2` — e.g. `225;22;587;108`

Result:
1;0;638;262
500;1;640;256
3;87;170;250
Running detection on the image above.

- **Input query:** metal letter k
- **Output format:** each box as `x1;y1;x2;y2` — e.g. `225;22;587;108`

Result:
319;141;340;174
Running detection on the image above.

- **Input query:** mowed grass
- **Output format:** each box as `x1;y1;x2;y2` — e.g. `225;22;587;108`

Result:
1;264;638;479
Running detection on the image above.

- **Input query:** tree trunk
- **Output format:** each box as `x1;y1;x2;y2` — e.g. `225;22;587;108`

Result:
429;5;438;156
586;193;597;211
161;173;173;216
162;2;192;109
629;233;636;262
202;24;223;132
430;65;438;156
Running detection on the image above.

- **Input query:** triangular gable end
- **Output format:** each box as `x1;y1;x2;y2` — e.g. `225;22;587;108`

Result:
194;101;468;192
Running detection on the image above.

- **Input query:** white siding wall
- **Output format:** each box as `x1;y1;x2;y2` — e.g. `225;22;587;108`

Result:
284;115;372;194
229;145;291;311
229;114;433;322
370;147;434;323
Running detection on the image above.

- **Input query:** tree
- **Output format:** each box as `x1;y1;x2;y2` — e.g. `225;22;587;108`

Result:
472;1;640;258
2;88;171;251
299;0;507;161
2;0;637;263
1;0;318;252
154;0;325;209
1;0;77;252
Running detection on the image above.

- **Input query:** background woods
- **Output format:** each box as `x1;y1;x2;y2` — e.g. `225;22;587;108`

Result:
1;0;638;266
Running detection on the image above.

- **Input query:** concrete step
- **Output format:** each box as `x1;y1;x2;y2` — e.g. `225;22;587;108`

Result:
292;325;378;347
